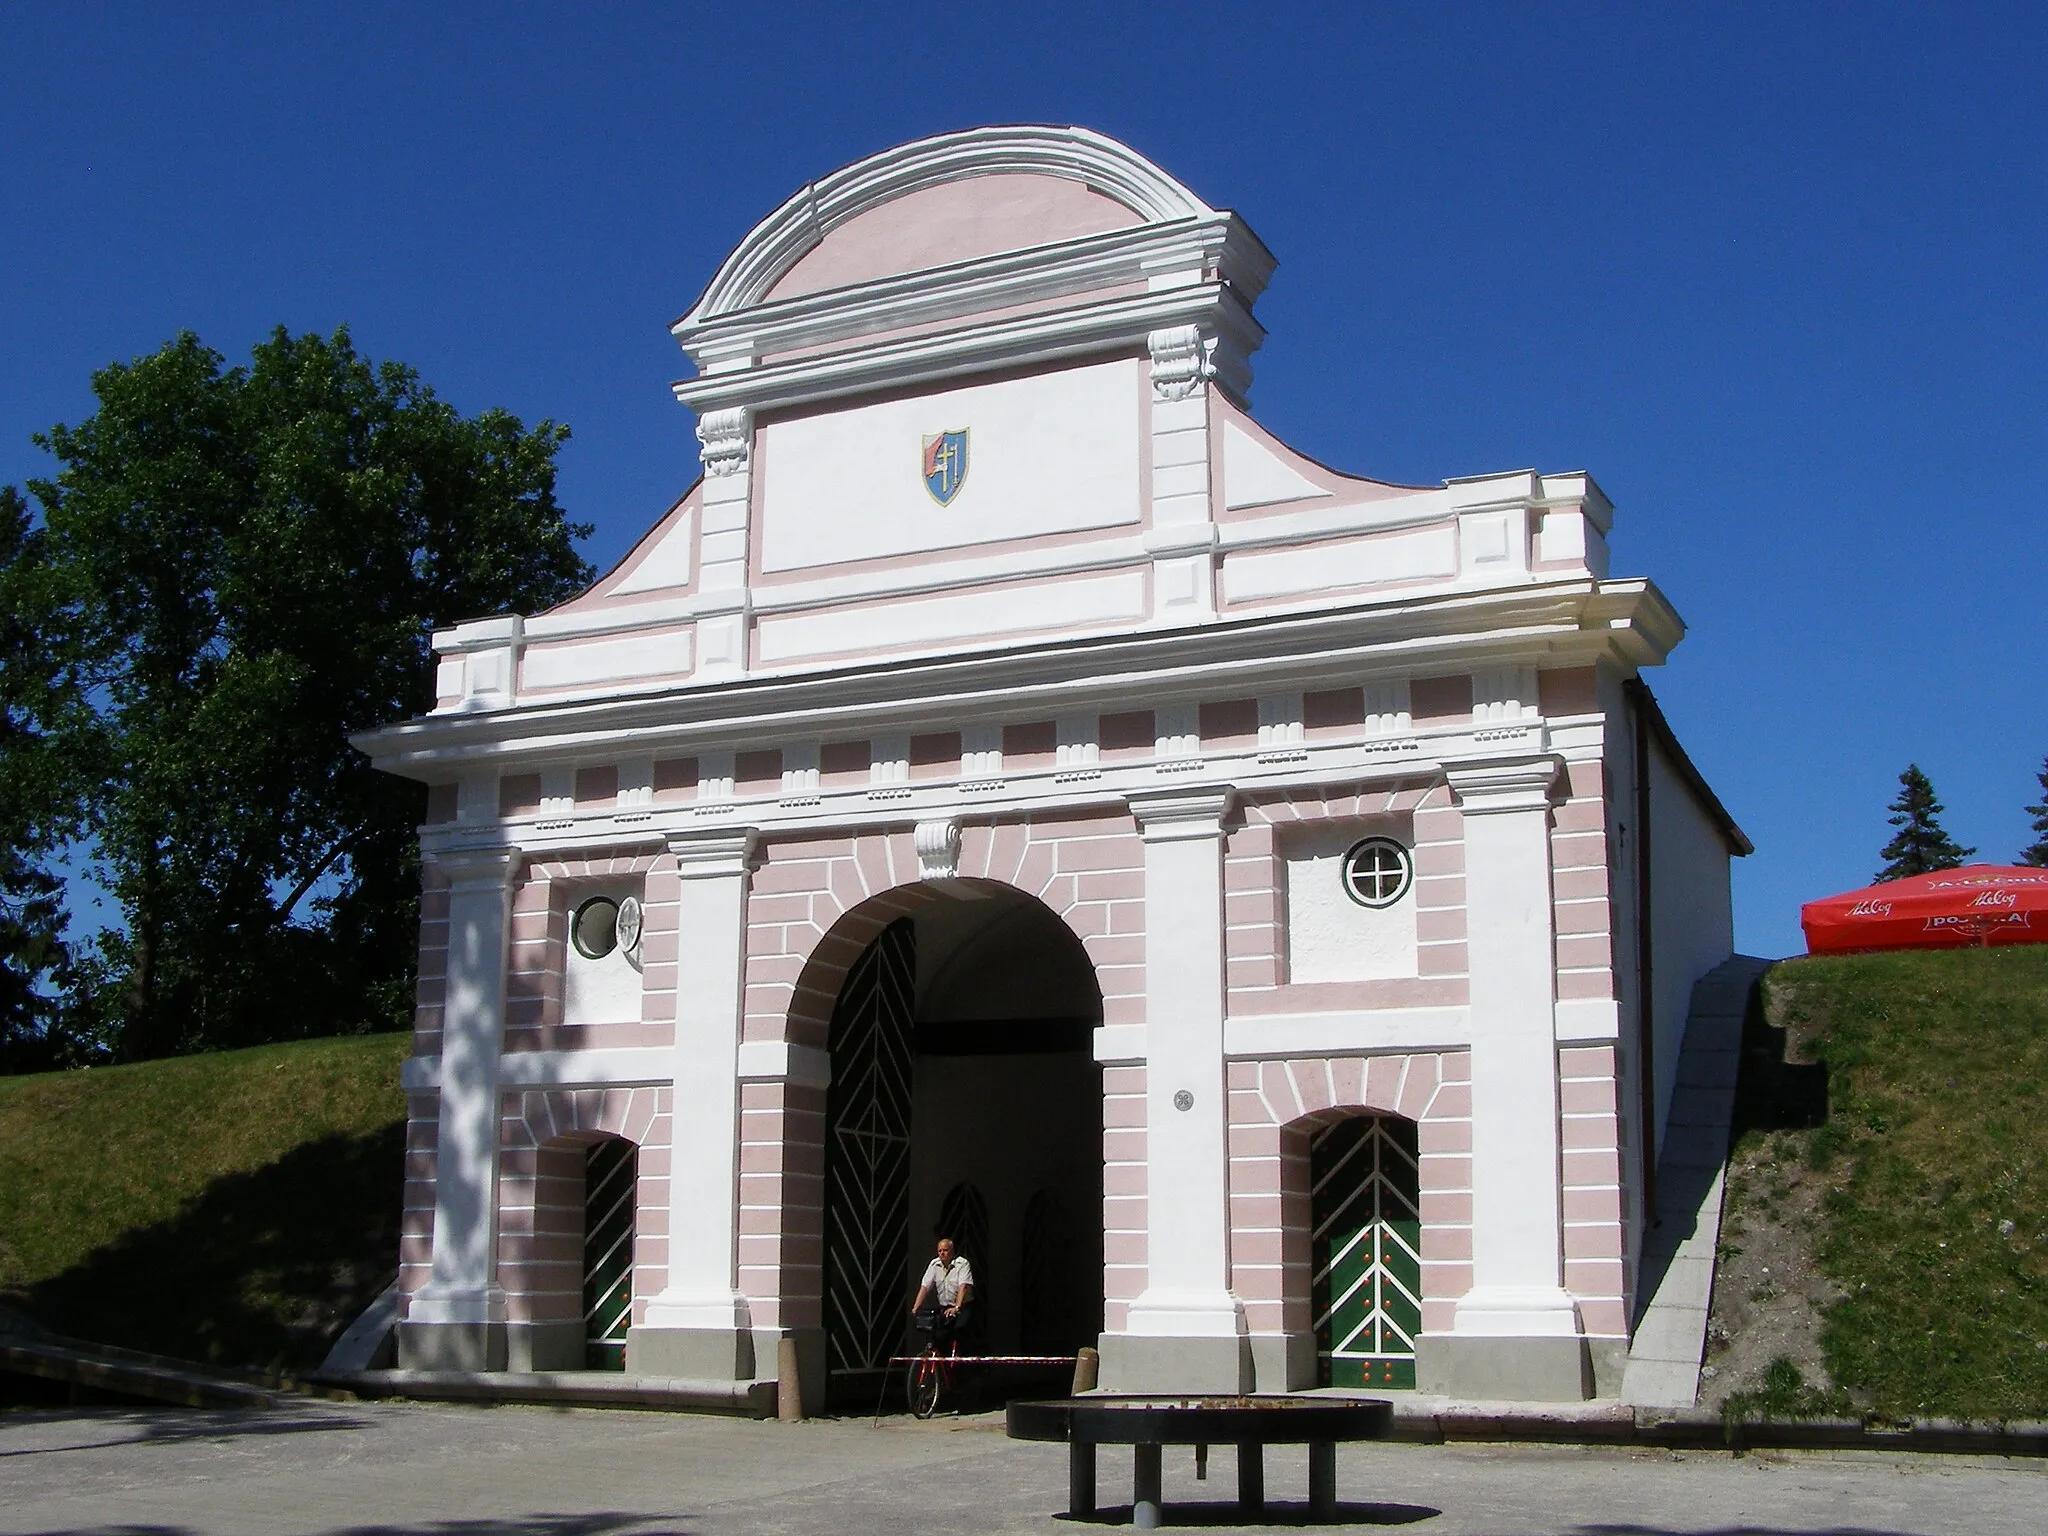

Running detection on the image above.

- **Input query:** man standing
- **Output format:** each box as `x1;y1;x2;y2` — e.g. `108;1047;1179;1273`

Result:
911;1236;974;1351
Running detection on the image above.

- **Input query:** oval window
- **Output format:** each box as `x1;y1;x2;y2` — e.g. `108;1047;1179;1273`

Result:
571;896;621;959
1341;837;1413;909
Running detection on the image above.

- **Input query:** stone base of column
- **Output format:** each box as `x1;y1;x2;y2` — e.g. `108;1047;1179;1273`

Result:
1098;1332;1252;1394
1415;1331;1593;1401
397;1320;507;1371
1100;1290;1253;1393
399;1283;508;1371
629;1289;757;1379
1587;1336;1628;1399
1414;1285;1593;1400
625;1325;756;1380
506;1321;583;1372
1248;1330;1317;1392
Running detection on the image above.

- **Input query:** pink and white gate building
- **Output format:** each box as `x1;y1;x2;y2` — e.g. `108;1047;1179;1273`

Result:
357;126;1747;1405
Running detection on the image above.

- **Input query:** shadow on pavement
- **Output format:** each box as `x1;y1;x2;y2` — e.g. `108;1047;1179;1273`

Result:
1061;1500;1439;1525
21;1517;689;1536
0;1404;371;1458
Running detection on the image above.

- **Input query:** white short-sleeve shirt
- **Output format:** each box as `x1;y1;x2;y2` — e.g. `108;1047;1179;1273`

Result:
920;1255;974;1306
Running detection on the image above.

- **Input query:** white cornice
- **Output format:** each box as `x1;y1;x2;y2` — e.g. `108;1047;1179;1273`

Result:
673;280;1264;417
357;579;1682;778
410;712;1589;866
682;125;1250;323
1447;757;1565;814
678;215;1258;375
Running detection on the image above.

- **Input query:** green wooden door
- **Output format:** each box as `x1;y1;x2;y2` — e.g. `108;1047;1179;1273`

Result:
1311;1115;1421;1389
583;1137;636;1371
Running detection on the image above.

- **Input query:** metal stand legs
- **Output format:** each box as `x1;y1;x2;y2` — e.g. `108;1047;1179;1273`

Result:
1236;1441;1264;1513
1132;1442;1163;1530
1068;1441;1097;1519
1307;1439;1336;1518
1064;1431;1333;1526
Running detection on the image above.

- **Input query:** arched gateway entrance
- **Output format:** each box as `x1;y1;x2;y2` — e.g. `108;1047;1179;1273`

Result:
818;883;1104;1401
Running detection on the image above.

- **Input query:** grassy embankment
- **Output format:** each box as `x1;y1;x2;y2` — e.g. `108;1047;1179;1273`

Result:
0;1032;408;1373
1721;945;2048;1422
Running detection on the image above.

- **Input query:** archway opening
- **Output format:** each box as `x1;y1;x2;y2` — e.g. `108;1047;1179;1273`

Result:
519;1130;638;1373
820;883;1103;1402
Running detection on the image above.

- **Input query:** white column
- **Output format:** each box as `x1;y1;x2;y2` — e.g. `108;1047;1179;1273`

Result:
407;847;519;1357
637;828;758;1379
1109;788;1248;1392
1446;758;1581;1340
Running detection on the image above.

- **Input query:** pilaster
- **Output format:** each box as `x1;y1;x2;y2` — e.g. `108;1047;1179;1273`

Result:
694;406;753;681
1146;325;1219;625
1418;756;1593;1400
1101;787;1250;1393
400;846;519;1371
631;828;760;1381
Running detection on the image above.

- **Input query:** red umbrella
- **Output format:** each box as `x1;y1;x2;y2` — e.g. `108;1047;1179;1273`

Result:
1802;865;2048;955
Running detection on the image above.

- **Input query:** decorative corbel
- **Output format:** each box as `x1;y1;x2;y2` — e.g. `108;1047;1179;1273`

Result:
696;406;752;477
1147;324;1217;403
914;818;962;881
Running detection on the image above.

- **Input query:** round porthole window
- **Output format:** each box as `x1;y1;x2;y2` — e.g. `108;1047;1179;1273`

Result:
571;896;621;959
1341;837;1413;908
615;895;643;956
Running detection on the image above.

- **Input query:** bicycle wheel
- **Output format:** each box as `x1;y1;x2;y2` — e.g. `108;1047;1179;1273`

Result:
906;1354;942;1418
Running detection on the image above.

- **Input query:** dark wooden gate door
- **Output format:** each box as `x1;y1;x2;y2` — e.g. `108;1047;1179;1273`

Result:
1311;1115;1421;1389
583;1137;636;1371
822;918;916;1380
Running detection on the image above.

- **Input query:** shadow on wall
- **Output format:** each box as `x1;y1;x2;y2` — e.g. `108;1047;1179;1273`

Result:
18;1124;405;1373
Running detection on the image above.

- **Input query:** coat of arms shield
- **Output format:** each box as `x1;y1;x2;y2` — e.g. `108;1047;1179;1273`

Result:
922;429;969;506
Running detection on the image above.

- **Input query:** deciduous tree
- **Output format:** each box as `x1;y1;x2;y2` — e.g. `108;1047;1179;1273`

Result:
25;328;592;1062
1874;764;1974;883
0;488;84;1069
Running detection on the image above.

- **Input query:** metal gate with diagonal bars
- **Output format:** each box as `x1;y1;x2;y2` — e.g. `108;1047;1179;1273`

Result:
1311;1114;1421;1389
583;1137;636;1371
822;917;917;1380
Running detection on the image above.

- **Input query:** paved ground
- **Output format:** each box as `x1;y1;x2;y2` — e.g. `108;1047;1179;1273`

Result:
3;1400;2045;1536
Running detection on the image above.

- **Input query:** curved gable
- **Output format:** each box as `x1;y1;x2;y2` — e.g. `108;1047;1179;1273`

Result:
685;125;1214;322
764;173;1143;302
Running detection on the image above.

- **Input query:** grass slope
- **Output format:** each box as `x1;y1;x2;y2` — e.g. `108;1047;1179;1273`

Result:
1733;945;2048;1421
0;1033;408;1373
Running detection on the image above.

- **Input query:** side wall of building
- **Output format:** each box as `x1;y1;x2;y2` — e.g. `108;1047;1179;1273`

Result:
1646;732;1737;1150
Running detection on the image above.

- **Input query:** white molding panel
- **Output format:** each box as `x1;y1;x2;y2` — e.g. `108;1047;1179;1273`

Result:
521;631;694;693
758;360;1141;573
1221;526;1456;605
755;569;1150;664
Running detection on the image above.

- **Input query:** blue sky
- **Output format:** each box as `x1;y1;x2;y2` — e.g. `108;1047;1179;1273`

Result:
3;4;2043;958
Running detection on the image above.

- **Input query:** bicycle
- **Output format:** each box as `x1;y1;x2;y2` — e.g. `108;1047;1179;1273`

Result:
903;1343;960;1418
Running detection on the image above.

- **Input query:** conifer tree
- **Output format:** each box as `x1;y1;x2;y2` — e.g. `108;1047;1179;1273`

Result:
2020;756;2048;868
1874;764;1974;882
